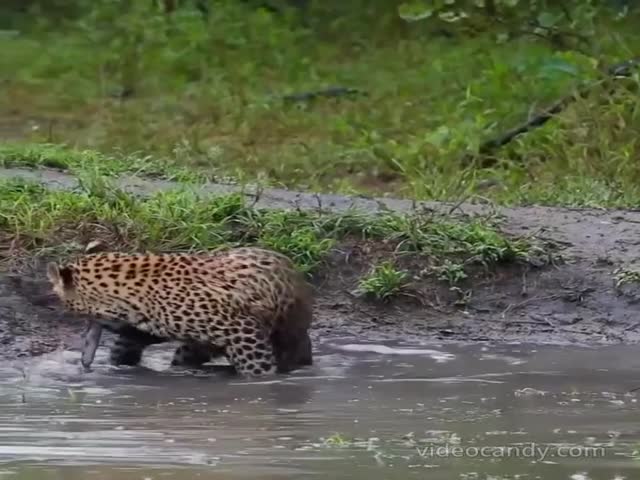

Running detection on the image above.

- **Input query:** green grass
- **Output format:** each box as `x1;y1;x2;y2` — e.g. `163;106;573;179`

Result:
613;267;640;289
0;176;543;281
322;433;352;448
0;142;207;182
433;259;468;286
357;261;411;301
2;2;640;207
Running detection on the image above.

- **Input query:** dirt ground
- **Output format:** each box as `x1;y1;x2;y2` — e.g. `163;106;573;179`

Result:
4;167;640;361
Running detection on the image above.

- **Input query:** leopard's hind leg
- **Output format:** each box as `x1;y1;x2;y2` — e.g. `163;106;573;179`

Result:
221;316;277;377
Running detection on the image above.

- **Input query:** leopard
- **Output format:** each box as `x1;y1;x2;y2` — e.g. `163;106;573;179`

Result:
46;246;314;376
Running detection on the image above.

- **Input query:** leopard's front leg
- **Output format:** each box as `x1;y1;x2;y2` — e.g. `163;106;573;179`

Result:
109;328;167;366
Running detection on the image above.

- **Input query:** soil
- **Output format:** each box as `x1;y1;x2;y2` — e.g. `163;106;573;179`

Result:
4;166;640;361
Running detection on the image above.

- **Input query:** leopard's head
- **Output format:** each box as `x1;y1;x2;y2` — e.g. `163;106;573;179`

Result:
46;240;111;312
46;261;86;312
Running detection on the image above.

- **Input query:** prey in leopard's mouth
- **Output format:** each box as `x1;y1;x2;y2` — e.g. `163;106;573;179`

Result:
81;320;103;370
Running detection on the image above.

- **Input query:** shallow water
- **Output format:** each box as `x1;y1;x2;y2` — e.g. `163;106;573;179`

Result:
1;339;639;479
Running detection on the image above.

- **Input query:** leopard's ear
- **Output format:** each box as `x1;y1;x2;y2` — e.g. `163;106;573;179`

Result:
46;262;74;290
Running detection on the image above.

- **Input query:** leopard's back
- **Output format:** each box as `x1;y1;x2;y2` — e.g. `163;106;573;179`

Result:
64;247;310;334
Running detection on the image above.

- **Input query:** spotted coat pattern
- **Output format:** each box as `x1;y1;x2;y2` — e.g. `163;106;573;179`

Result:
47;247;313;376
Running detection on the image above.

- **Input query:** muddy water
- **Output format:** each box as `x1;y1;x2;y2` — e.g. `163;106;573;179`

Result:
0;340;639;480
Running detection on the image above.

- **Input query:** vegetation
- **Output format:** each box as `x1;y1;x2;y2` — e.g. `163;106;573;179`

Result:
1;1;640;207
357;262;412;302
322;433;350;447
0;1;630;302
0;174;543;293
433;259;468;286
0;142;205;181
613;266;640;288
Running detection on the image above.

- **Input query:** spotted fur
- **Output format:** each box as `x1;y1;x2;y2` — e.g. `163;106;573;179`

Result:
47;247;313;376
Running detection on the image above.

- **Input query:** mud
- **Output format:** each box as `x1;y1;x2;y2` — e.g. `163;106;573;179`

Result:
3;166;640;361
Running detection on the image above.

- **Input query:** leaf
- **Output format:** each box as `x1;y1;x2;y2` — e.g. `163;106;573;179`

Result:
539;59;579;78
425;126;450;148
537;11;561;28
496;32;510;43
398;2;434;22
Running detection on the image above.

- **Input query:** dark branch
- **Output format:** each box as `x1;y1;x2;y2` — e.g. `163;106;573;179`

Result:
282;87;367;103
468;58;640;166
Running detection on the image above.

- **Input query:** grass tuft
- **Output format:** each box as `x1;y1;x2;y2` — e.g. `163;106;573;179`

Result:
0;143;207;183
0;178;545;278
613;267;640;289
357;262;411;302
433;260;468;286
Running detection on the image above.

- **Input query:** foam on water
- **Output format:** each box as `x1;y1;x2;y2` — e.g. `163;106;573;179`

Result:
330;343;456;363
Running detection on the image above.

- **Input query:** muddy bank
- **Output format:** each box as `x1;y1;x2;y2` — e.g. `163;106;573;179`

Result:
3;166;640;361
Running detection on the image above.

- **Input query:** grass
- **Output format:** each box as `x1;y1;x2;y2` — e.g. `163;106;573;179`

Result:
613;267;640;289
0;142;207;182
433;260;468;286
357;262;411;301
2;3;640;207
0;175;544;294
323;433;351;448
